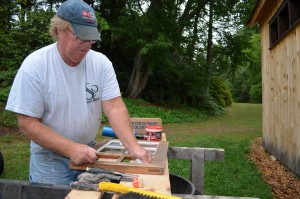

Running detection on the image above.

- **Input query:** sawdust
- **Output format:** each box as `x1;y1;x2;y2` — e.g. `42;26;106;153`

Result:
249;137;300;199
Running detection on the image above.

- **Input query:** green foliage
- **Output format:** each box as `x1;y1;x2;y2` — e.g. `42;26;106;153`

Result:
0;88;10;104
231;66;249;102
192;94;225;116
140;51;226;115
229;29;262;103
139;34;172;56
250;83;262;103
244;33;262;103
0;72;17;127
0;8;54;121
143;71;225;116
0;70;16;105
0;108;17;127
123;98;206;124
0;9;54;70
1;96;206;127
96;12;110;31
0;1;262;119
209;76;232;107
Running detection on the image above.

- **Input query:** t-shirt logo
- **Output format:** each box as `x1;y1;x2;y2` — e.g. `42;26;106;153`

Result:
86;83;100;103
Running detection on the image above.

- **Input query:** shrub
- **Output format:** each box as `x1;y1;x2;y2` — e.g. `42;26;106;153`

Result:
0;70;16;104
196;95;225;115
209;76;232;107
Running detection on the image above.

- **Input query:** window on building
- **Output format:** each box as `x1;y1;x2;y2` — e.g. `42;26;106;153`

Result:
269;0;300;48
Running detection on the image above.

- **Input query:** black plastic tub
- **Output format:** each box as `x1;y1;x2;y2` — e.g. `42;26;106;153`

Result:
169;173;195;195
0;179;71;199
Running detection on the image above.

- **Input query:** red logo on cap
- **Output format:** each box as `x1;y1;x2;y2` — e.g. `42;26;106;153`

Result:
81;10;96;23
82;11;92;18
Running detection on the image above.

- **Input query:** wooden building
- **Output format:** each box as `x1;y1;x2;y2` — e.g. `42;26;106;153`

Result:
248;0;300;177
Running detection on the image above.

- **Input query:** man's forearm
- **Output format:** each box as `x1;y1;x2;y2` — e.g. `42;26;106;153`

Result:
103;97;152;163
17;114;99;164
102;98;141;153
17;114;76;158
107;106;141;153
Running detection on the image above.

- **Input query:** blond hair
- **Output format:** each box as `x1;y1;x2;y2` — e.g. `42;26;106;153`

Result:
49;15;70;41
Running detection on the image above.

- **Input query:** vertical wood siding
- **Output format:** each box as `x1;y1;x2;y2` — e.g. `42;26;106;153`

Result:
259;0;300;176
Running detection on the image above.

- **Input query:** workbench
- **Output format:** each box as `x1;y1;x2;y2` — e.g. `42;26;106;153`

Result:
0;127;259;199
0;142;259;199
0;178;259;199
64;134;258;199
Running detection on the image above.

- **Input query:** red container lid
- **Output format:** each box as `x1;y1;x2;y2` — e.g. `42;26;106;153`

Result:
145;125;163;131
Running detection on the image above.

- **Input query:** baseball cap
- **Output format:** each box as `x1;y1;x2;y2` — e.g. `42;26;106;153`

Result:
57;0;100;41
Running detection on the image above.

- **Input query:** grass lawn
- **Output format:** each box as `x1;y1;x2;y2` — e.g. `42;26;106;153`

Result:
165;103;273;198
0;103;274;198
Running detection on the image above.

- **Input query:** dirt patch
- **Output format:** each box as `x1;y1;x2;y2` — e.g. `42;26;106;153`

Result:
0;126;20;136
249;137;300;199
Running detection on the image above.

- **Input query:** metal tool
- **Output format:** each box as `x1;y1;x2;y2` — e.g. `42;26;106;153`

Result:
86;167;139;178
70;181;98;191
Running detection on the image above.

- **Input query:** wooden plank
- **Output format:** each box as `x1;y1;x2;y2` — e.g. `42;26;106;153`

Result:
65;189;102;199
168;147;224;161
69;160;166;175
152;141;168;164
190;149;204;194
114;170;171;198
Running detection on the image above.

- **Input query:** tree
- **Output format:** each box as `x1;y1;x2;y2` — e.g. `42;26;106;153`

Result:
0;0;261;109
242;32;262;103
93;0;259;106
0;1;54;104
219;28;261;103
94;0;211;99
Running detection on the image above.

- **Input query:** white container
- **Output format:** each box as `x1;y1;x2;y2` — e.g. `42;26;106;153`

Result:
145;125;163;140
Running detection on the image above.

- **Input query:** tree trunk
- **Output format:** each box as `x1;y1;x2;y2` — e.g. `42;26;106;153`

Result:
204;0;214;94
124;53;149;98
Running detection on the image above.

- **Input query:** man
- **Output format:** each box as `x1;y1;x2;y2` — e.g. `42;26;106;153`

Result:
5;0;152;185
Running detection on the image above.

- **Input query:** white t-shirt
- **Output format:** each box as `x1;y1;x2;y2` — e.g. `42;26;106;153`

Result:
6;43;120;144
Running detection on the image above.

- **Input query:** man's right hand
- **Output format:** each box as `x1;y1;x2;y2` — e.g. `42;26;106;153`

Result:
69;144;98;164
